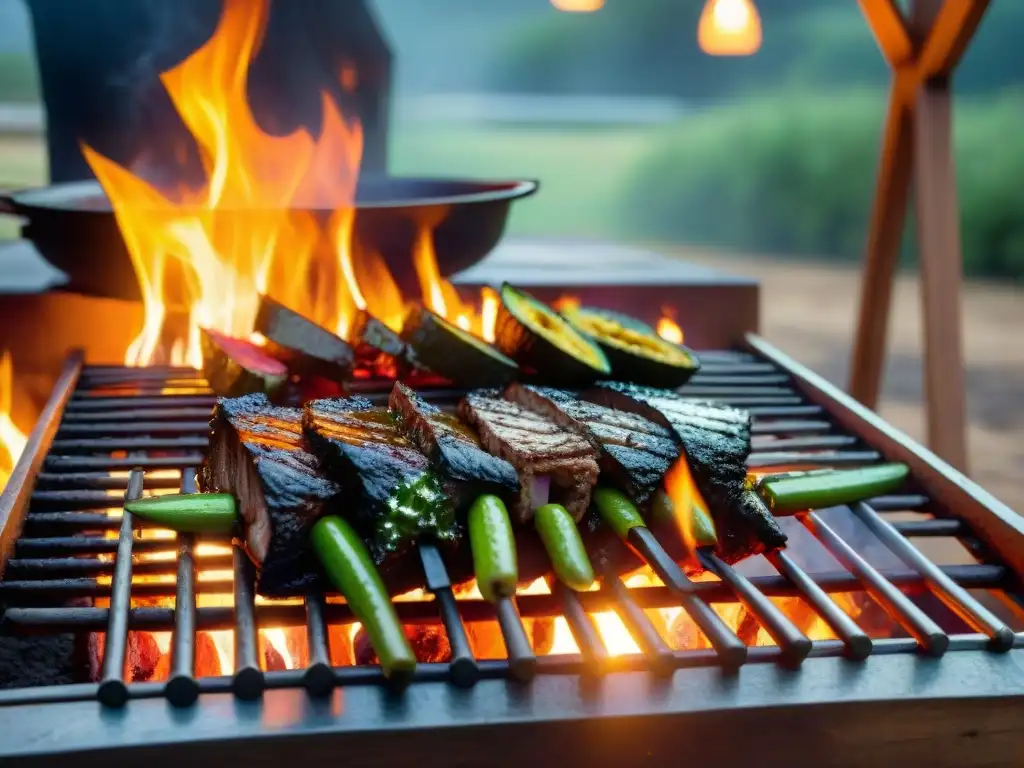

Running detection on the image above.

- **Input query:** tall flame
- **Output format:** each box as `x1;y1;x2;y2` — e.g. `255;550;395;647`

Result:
84;0;364;367
0;351;28;490
663;457;702;568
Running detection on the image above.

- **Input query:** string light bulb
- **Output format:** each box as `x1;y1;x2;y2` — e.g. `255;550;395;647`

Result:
551;0;604;12
698;0;762;56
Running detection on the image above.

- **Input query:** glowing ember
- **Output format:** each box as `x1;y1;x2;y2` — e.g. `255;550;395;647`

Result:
657;309;684;345
0;351;28;491
698;0;763;57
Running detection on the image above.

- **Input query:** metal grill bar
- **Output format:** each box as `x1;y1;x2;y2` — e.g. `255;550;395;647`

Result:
3;343;1022;712
801;510;950;656
96;469;142;708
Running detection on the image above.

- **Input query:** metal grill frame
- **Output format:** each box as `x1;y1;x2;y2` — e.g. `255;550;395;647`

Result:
2;336;1024;767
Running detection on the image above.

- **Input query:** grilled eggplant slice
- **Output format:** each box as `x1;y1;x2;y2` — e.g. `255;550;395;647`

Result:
562;305;700;388
200;328;288;399
255;294;355;379
402;305;519;388
302;397;459;594
584;381;787;561
200;393;340;596
494;283;610;386
349;309;416;379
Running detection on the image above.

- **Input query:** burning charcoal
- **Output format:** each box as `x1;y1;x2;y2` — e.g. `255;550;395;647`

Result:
200;328;288;399
529;618;556;656
465;621;506;660
263;641;287;672
328;624;355;666
201;393;341;596
255;294;355;380
349;309;415;379
302;396;460;595
354;624;452;665
151;632;223;681
459;390;599;523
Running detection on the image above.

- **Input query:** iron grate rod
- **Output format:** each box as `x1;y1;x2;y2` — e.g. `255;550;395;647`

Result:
166;469;200;707
851;501;1015;650
45;454;207;471
554;581;608;669
495;596;536;682
96;469;143;708
602;571;675;676
418;542;479;687
303;593;335;697
801;510;950;656
231;547;264;700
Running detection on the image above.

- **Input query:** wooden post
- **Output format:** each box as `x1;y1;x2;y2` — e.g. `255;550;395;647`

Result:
849;0;989;472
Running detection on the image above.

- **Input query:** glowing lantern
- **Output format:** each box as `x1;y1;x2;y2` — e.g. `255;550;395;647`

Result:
698;0;762;56
551;0;604;12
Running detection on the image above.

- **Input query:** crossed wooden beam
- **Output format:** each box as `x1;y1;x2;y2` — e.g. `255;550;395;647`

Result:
850;0;990;472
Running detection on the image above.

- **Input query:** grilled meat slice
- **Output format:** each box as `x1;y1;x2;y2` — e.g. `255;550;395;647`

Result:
389;383;518;511
302;397;459;594
584;382;787;561
200;393;340;596
458;390;599;523
504;382;677;506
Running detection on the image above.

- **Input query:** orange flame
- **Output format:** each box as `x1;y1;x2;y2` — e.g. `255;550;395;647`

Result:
551;0;604;11
84;0;364;367
698;0;762;57
656;308;684;345
663;457;703;568
0;351;28;490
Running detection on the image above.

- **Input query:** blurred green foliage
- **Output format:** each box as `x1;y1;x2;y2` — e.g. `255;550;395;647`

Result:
0;52;39;103
491;0;1024;99
620;90;1024;281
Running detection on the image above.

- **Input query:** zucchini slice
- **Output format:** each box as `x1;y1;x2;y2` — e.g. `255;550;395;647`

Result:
562;305;700;388
402;304;520;387
494;284;611;385
255;294;354;379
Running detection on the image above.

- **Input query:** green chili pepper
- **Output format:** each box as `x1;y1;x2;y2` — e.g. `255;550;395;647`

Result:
650;489;718;548
123;493;238;534
759;463;910;514
534;503;595;591
311;516;416;680
467;495;518;604
592;487;646;540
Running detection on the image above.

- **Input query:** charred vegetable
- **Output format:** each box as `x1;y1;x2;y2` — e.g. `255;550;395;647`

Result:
123;493;237;534
494;283;610;386
349;309;416;379
758;463;910;514
200;328;288;398
255;294;355;379
402;305;519;388
311;516;416;680
562;305;700;388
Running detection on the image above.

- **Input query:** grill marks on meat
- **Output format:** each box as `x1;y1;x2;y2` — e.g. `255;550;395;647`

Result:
584;381;787;560
459;390;599;522
389;383;518;510
505;382;676;506
200;393;340;596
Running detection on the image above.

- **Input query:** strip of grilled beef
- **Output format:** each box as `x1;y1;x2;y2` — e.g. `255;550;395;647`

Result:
389;383;519;512
302;396;460;595
504;382;677;507
200;393;340;596
458;389;600;523
583;382;787;562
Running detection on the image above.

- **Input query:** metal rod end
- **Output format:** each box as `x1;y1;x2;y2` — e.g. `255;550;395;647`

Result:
97;679;129;708
448;656;480;688
303;662;336;698
165;675;200;708
924;632;950;658
718;642;748;669
846;634;874;661
989;626;1016;653
232;667;265;700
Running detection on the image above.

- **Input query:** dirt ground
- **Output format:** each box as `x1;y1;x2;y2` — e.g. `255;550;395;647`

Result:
677;249;1024;514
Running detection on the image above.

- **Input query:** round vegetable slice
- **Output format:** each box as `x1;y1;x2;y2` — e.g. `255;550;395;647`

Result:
494;283;611;386
467;494;518;603
311;516;416;680
534;503;595;591
402;304;519;387
562;305;700;388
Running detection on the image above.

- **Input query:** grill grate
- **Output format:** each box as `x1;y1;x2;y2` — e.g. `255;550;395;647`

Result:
2;343;1023;709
